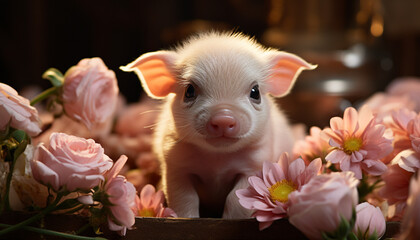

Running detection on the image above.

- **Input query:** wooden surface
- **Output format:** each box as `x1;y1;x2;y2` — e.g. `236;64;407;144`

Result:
0;212;401;240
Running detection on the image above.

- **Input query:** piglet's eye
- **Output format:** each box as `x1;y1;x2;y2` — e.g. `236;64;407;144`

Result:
184;84;196;102
250;85;261;103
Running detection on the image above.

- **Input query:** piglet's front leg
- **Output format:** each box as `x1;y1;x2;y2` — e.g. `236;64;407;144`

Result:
223;175;253;219
165;173;200;218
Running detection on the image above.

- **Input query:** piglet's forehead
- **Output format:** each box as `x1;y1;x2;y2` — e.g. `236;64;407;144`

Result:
178;51;269;91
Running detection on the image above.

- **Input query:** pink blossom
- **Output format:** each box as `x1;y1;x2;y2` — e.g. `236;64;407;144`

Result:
408;113;420;153
288;171;359;240
379;163;412;219
30;132;113;191
394;149;420;173
2;145;49;210
323;106;393;179
292;126;331;164
398;172;420;240
387;77;420;112
62;57;119;129
236;153;322;230
106;176;137;236
135;184;177;218
353;202;386;239
383;109;417;163
384;112;420;172
104;154;128;181
103;155;137;236
363;92;415;124
0;83;41;136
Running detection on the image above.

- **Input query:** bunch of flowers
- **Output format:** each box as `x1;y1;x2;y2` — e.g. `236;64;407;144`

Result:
0;58;175;239
237;78;420;239
2;55;420;240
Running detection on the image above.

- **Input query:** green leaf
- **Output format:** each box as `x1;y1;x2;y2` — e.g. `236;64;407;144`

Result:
348;232;358;240
322;209;357;240
42;68;64;87
321;232;336;240
11;129;29;144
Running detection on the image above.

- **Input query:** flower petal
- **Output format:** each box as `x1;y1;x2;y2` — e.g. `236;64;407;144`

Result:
248;176;269;196
343;107;359;133
362;160;387;176
140;184;156;208
288;158;305;183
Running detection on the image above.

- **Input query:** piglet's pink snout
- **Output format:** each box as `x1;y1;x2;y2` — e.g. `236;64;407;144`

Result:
206;110;240;138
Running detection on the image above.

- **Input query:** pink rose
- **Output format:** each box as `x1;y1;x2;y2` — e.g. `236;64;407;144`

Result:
103;155;137;236
62;57;119;129
353;202;386;239
31;132;113;191
288;172;359;240
0;83;41;136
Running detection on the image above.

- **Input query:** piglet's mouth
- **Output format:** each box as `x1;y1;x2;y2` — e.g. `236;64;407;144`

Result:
205;136;240;147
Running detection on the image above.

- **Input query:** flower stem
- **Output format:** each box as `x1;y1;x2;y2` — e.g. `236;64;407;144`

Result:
30;86;57;106
0;158;16;213
75;223;92;235
0;193;63;235
0;223;107;240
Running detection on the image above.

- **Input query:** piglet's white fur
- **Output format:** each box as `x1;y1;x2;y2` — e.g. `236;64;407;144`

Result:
121;32;315;218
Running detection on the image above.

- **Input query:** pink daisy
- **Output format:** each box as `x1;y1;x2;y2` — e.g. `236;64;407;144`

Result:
322;106;393;179
385;108;417;154
292;126;331;164
386;111;420;172
236;153;322;230
135;184;177;218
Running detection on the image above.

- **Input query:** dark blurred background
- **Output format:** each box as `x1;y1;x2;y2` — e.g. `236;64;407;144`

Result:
1;0;420;127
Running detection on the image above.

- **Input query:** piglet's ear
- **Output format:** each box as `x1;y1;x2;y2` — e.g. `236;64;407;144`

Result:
120;51;178;99
265;51;316;97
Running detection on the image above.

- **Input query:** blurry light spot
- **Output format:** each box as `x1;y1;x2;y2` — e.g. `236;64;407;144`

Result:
342;52;363;68
338;45;365;68
322;79;350;94
371;19;384;37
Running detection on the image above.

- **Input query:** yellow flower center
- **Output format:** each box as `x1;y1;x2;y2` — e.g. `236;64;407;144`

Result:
268;179;297;203
139;208;156;217
343;137;363;155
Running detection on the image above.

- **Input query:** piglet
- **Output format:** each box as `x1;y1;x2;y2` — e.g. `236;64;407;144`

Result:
121;32;315;218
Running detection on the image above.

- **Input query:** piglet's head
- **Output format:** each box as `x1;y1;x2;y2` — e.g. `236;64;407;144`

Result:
121;33;315;152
